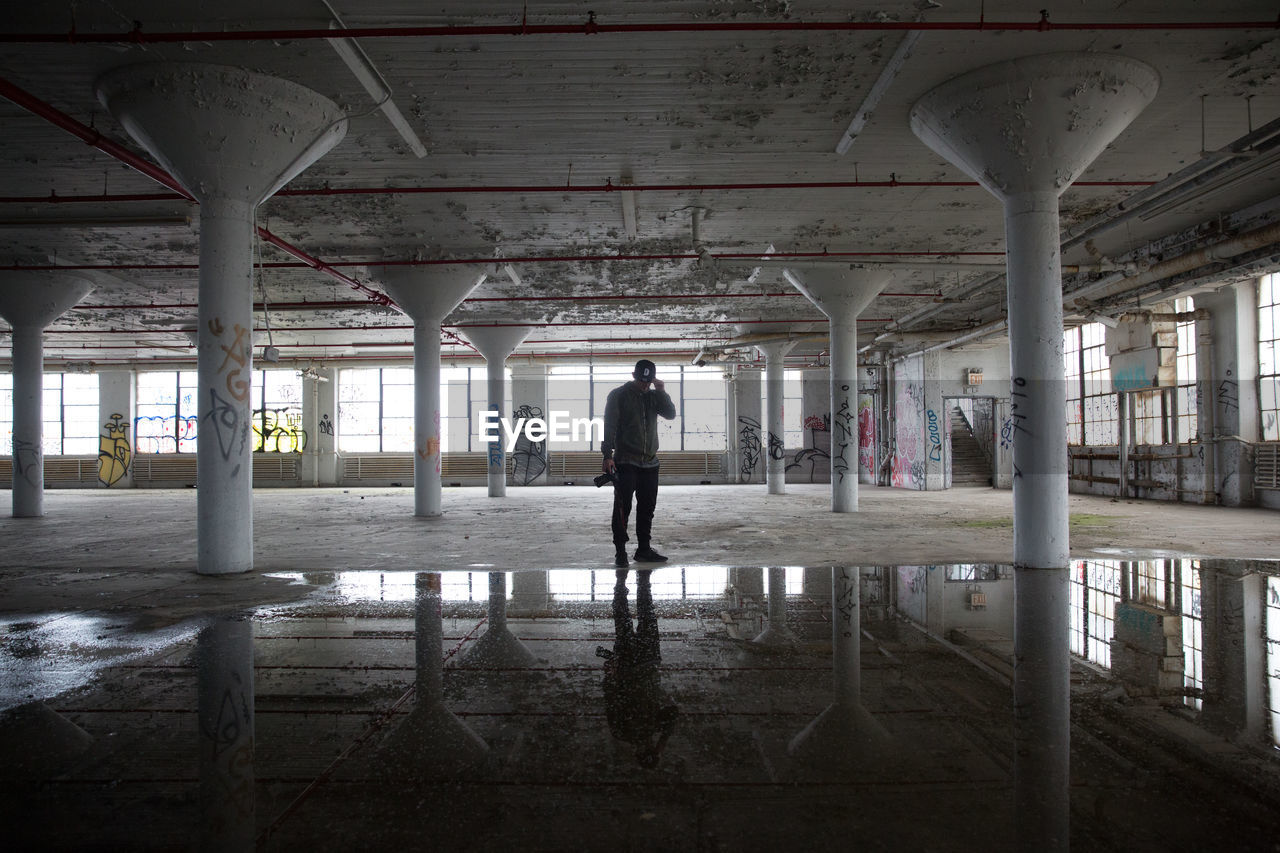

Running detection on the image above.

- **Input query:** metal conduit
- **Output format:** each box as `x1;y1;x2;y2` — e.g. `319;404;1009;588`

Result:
0;16;1274;45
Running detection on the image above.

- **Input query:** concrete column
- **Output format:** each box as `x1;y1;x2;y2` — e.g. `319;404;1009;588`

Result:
97;370;136;489
912;52;1158;851
788;566;889;763
1199;284;1261;506
98;62;347;573
196;616;254;851
315;367;338;485
757;341;796;495
459;572;537;668
784;267;889;511
380;266;487;516
921;350;947;491
754;566;798;647
461;326;534;497
509;569;551;617
1199;561;1266;742
729;566;764;598
0;272;96;517
510;364;549;486
379;573;488;777
733;368;763;484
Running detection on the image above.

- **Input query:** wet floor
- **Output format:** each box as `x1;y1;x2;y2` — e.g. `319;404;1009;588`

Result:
2;562;1279;851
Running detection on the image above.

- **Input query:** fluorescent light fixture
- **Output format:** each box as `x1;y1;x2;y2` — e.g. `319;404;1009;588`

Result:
326;19;428;158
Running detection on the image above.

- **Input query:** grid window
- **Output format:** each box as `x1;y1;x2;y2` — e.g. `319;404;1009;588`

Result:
550;365;594;451
1181;560;1204;711
0;373;10;455
759;369;802;450
1081;324;1119;445
1266;575;1279;746
135;371;198;453
442;366;471;452
1064;327;1083;445
763;567;805;595
945;564;1000;582
252;370;305;453
58;373;100;455
1175;296;1199;441
1260;274;1279;441
337;368;381;452
1133;559;1167;609
380;368;415;453
1131;390;1166;446
1070;559;1121;668
682;366;727;451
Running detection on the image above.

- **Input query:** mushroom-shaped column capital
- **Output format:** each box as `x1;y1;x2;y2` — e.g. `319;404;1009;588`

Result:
0;272;95;329
380;265;487;324
784;266;890;322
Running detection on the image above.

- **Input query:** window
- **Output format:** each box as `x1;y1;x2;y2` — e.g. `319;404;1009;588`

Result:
1064;325;1083;445
549;365;594;451
0;373;9;455
441;366;471;452
759;368;802;449
682;366;726;451
252;370;305;453
1181;560;1203;712
945;564;1000;582
763;567;804;595
338;368;381;452
0;372;101;456
1175;296;1199;441
136;371;199;453
1261;273;1279;441
1070;558;1120;668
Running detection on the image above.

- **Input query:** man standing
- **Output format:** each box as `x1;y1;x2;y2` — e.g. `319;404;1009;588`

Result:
602;359;677;568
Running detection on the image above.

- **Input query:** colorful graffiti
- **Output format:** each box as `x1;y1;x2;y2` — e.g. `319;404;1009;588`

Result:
204;317;251;477
252;407;307;453
98;413;131;487
857;393;875;484
892;369;926;490
134;415;199;454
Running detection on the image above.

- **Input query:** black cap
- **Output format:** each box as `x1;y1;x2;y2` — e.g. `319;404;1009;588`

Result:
633;359;656;382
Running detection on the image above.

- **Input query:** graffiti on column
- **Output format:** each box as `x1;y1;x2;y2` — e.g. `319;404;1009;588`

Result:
204;684;254;824
204;318;251;477
1217;368;1239;413
832;386;853;483
737;415;762;478
98;413;132;486
786;414;829;481
511;403;547;485
926;409;942;462
252;407;307;453
12;438;40;487
319;413;334;436
767;431;786;461
834;567;856;638
486;404;503;470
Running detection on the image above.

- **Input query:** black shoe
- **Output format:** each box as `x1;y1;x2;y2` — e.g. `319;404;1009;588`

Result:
615;551;629;568
633;547;668;563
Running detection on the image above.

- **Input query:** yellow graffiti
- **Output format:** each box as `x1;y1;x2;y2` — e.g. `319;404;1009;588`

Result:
252;408;308;453
98;413;132;487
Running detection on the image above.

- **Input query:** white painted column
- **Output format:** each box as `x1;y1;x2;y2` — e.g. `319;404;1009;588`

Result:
462;326;534;498
911;53;1158;851
733;368;763;484
97;370;136;489
753;566;798;646
757;341;795;495
196;197;256;575
510;364;549;486
97;62;347;573
509;569;551;616
1201;283;1261;506
315;367;338;485
459;572;536;668
0;273;95;517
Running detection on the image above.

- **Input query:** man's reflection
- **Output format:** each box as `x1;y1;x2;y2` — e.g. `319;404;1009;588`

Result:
598;568;679;768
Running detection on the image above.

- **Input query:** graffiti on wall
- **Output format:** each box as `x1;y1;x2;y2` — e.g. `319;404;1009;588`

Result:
787;414;829;481
926;408;943;462
134;415;199;454
252;407;307;453
857;393;875;484
98;413;132;487
319;413;334;436
832;387;854;484
738;415;762;478
511;403;547;485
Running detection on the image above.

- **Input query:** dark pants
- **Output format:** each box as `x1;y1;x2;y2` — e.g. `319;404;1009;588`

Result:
612;570;660;668
611;463;659;551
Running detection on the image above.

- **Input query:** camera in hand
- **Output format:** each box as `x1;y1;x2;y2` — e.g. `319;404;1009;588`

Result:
594;471;617;488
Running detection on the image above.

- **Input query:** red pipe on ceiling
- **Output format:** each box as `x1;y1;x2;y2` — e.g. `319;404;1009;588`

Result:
0;176;1153;205
0;17;1273;45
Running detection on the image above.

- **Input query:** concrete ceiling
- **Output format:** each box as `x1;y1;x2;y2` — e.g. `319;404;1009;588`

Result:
1;1;1278;370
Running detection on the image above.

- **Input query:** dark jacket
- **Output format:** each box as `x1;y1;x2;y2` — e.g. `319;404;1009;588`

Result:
601;381;677;465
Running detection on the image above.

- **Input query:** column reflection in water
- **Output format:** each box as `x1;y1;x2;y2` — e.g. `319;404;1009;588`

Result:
600;569;679;768
196;615;254;852
459;572;537;669
378;572;488;777
788;566;888;764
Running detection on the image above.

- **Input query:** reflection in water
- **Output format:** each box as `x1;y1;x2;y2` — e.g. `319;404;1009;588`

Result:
600;569;678;768
5;560;1280;851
